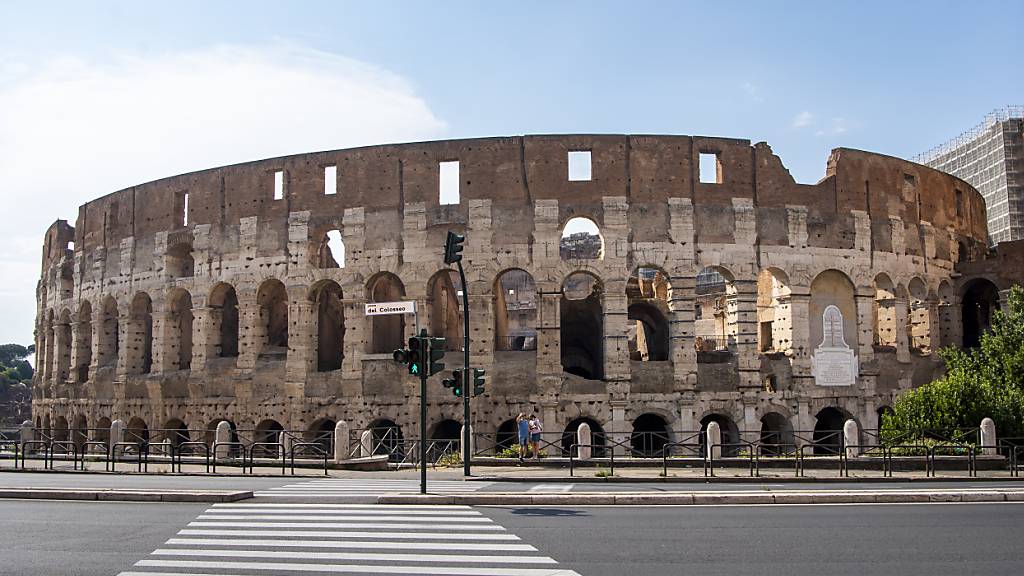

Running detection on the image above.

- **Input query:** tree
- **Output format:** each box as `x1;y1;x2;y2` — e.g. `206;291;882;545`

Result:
883;285;1024;439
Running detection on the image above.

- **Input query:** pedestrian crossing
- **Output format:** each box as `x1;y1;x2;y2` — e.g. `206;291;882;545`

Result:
119;502;581;575
254;478;492;498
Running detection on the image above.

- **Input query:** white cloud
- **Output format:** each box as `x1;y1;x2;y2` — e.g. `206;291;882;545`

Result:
792;110;814;129
0;44;446;344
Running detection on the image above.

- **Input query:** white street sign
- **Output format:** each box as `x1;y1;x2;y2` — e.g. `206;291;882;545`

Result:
364;300;417;316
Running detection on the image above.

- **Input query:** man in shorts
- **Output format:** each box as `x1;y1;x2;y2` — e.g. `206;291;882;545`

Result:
516;412;530;463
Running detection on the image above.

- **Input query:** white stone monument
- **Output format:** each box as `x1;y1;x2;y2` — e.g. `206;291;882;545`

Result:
812;305;858;387
843;419;860;458
577;422;592;460
214;420;232;459
359;429;373;458
706;421;722;460
980;417;997;456
109;419;125;458
333;420;349;462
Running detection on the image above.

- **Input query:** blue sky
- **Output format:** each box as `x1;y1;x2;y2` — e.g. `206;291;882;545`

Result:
1;1;1022;345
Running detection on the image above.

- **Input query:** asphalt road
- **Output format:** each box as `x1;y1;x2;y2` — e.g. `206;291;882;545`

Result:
2;500;1022;575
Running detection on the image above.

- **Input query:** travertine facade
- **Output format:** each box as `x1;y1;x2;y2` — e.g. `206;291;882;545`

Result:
31;135;1011;452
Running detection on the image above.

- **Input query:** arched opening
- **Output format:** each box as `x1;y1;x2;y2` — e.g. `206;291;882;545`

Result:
306;418;336;454
39;311;52;380
428;270;463;350
626;267;671;361
126;417;149;446
493;269;537;351
167;288;194;371
695;267;735;354
255;419;284;445
55;309;71;381
876;406;895;432
99;296;119;367
873;274;897;349
631;413;670;456
700;413;739;456
560;217;604;260
561;417;606;457
314;229;346;268
257;280;289;360
204;418;239;453
75;301;93;381
813;407;849;455
209;283;239;358
495;419;518;454
957;241;970;264
93;416;111;445
561;272;603;379
810;271;858;376
312;281;345;372
367;273;406;354
429;419;462;460
163;418;190;449
759;412;794;455
907;278;931;354
72;414;88;451
368;418;403;457
961;279;1000;348
756;268;792;353
166;243;194;278
53;415;69;442
129;293;153;374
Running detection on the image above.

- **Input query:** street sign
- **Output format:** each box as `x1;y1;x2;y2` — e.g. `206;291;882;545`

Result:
364;301;416;316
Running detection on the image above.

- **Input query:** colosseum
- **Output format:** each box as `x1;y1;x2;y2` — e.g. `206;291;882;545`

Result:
31;134;1020;457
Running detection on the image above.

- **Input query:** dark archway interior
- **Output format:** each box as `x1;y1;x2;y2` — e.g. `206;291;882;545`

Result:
813;407;848;455
631;413;670;456
700;414;739;456
315;283;345;372
561;290;603;380
961;280;999;348
164;418;190;448
369;419;403;457
759;413;794;455
218;286;240;358
627;303;670;361
368;275;405;353
496;419;518;453
561;417;606;457
259;281;289;356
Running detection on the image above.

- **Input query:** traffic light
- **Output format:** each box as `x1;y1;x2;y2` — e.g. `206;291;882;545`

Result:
472;368;486;397
443;368;462;396
428;337;446;376
443;230;465;264
398;336;424;376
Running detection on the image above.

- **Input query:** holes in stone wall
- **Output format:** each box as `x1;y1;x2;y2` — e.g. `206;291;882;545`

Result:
439;161;459;205
568;150;592;181
699;152;722;184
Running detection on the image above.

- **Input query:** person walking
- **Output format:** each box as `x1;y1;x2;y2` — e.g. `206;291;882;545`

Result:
516;412;530;463
528;414;543;460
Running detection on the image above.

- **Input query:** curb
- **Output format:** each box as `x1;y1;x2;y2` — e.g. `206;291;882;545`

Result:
465;475;1022;483
0;487;253;503
377;490;1024;506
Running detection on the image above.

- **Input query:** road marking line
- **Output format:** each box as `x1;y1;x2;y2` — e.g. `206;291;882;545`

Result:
196;514;493;522
210;503;475;511
132;560;582;575
177;529;520;540
165;538;538;551
187;521;506;531
152;548;557;564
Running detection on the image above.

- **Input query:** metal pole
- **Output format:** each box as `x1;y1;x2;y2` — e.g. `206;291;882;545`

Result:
457;260;471;477
419;329;428;494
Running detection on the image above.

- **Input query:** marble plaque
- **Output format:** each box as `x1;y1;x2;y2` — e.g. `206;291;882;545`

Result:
811;305;858;387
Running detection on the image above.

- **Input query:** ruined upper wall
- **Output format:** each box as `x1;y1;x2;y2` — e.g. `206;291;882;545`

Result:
57;135;987;264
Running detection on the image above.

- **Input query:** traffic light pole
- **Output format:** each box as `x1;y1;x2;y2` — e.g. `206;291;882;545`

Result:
456;260;471;476
418;329;428;494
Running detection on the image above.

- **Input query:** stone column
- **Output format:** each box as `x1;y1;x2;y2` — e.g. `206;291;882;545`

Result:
843;419;860;458
341;298;365;379
115;311;131;378
980;417;997;455
795;396;812;445
608;399;629;456
333;420;349;462
788;290;813;383
669;274;697;392
706;420;722;460
89;304;104;377
52;318;70;383
236;292;260;371
191;305;215;370
854;288;876;364
69;320;84;383
577;422;592;460
214;420;231;459
151;301;175;373
535;286;562;376
731;279;760;390
602;282;631;387
286;299;314;383
893;294;910;363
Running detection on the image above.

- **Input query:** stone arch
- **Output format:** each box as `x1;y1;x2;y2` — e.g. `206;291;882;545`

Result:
695;266;736;353
873;273;898;348
128;292;154;374
53;415;69;442
93;416;111;444
810;270;858;356
495;419;519;454
306;417;336;454
756;267;792;353
430;419;462;442
256;279;289;359
74;300;93;381
700;413;739;456
255;419;284;447
427;270;463;350
126;416;149;445
209;283;239;358
366;272;406;354
167;288;194;371
961;278;999;348
166;242;194;278
367;418;403;456
98;296;120;367
163;417;190;448
631;412;670;456
493;269;537;351
560;216;604;260
561;271;604;379
310;280;345;372
759;412;794;455
813;406;850;455
562;416;606;457
627;266;671;361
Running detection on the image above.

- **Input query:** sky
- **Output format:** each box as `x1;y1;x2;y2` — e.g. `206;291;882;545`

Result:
1;0;1022;348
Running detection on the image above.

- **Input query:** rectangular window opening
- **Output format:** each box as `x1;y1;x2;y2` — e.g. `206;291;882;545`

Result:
182;192;189;227
324;165;337;196
568;150;592;181
955;189;964;217
699;152;722;184
439;161;460;205
273;170;285;200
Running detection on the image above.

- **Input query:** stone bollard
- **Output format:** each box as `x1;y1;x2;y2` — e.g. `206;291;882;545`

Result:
843;419;860;459
278;431;294;459
333;420;349;462
214;421;231;459
359;429;373;458
577;423;592;460
109;419;125;458
980;417;997;456
459;424;473;461
19;420;33;452
706;421;722;460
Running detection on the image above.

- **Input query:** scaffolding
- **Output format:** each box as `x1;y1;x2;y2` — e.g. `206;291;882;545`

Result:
914;106;1024;245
